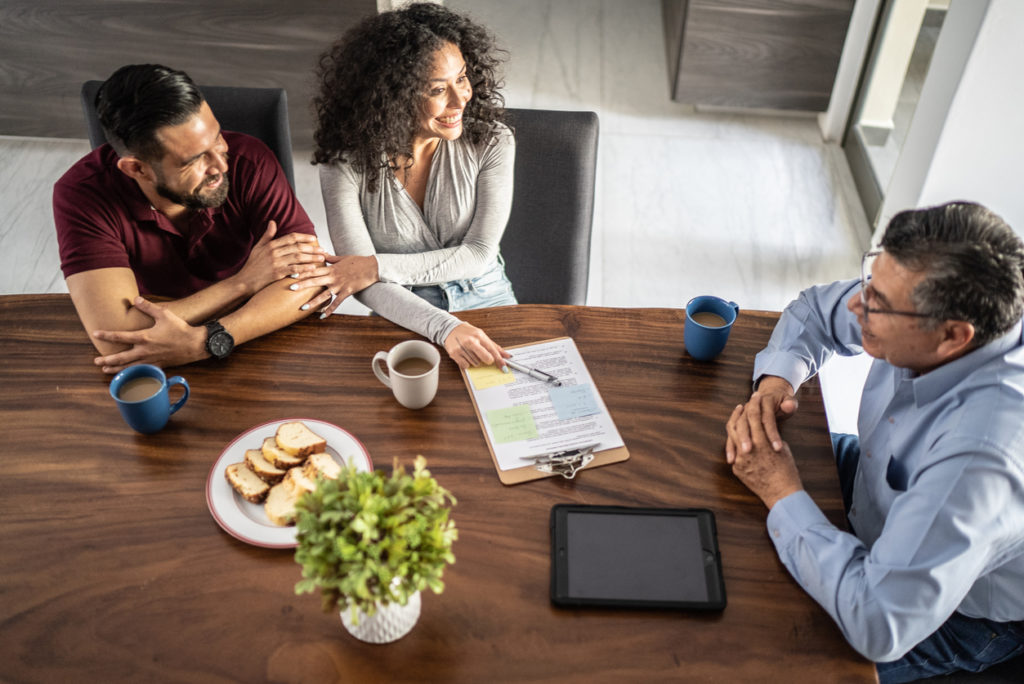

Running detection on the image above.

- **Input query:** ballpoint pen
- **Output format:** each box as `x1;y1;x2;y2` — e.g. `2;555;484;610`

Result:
505;359;563;386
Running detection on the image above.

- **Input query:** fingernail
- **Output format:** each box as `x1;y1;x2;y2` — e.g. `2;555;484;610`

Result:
501;365;509;373
772;441;782;451
289;283;298;291
742;441;751;453
319;312;328;320
300;304;309;311
290;273;299;279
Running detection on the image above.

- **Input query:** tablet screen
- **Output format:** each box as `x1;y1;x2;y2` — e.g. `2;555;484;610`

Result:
566;511;708;602
551;505;725;610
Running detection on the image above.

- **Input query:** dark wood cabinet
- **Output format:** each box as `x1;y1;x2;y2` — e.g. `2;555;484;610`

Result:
0;0;376;145
663;0;855;111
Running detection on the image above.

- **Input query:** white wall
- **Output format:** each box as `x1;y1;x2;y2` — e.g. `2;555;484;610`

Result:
878;0;1024;237
916;0;1023;230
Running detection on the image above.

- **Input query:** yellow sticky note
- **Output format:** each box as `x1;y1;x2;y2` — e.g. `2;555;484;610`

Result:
486;405;538;444
467;364;516;390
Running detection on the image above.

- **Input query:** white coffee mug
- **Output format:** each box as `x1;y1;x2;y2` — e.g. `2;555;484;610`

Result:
372;340;441;409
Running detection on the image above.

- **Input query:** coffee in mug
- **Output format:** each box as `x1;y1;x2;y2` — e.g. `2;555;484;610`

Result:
117;376;164;402
393;357;435;377
109;364;190;434
372;340;441;409
689;311;727;328
684;296;740;361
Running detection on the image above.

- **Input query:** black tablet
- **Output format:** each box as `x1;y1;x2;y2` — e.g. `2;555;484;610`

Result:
550;504;726;610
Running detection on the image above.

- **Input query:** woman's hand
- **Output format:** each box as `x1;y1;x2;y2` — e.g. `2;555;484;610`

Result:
234;221;326;295
289;254;379;317
443;322;510;370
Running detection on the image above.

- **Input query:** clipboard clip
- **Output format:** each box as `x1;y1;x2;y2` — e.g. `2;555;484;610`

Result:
521;444;598;480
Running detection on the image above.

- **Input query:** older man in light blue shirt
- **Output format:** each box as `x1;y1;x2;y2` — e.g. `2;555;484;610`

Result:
726;201;1024;683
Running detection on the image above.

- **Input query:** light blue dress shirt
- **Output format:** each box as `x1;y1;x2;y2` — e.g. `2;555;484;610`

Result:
754;279;1024;662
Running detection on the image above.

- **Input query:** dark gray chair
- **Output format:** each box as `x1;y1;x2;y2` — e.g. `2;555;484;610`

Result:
500;108;599;305
80;81;296;190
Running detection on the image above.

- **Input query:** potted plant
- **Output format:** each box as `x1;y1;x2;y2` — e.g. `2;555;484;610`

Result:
293;455;458;643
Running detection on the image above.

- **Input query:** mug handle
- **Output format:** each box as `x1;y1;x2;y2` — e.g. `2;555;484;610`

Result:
728;301;740;319
372;352;392;388
167;376;190;415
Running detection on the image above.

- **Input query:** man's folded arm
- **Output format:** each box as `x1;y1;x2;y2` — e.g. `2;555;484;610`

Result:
68;267;264;356
67;267;320;367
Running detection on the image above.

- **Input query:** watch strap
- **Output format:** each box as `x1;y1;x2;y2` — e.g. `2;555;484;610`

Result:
204;320;234;360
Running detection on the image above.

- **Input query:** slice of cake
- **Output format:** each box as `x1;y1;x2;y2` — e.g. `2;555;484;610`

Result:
303;452;342;482
264;481;300;526
262;436;305;469
245;448;287;484
225;463;270;503
275;421;327;458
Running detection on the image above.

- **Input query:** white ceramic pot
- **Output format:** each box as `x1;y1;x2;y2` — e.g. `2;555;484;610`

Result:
340;591;422;644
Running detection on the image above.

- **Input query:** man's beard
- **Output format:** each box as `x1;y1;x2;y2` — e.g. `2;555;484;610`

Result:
155;173;230;211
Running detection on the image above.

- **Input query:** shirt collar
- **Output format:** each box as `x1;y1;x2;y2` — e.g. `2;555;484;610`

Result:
122;177;221;238
910;318;1024;406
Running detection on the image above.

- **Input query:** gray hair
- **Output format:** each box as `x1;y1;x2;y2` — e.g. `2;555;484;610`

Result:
880;201;1024;346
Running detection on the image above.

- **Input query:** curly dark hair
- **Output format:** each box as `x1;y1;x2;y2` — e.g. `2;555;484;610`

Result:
313;2;507;192
881;201;1024;346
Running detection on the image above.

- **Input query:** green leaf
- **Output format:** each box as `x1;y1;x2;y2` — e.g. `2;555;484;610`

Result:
293;457;457;613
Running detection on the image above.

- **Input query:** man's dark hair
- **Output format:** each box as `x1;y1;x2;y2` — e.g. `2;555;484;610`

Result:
96;64;205;161
881;201;1024;346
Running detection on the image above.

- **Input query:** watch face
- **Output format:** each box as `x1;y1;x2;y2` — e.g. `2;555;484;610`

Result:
208;331;234;359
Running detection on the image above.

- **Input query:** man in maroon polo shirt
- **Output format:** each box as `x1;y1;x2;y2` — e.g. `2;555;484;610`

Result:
54;64;376;372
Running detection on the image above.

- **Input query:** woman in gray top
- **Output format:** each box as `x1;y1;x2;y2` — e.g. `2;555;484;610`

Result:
294;2;516;370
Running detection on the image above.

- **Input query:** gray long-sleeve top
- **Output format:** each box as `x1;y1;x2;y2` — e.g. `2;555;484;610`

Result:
320;124;515;345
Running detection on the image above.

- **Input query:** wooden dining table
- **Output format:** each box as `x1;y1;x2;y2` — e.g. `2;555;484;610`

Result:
0;294;876;683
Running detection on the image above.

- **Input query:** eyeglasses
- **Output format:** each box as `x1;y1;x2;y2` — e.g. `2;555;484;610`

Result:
860;250;937;322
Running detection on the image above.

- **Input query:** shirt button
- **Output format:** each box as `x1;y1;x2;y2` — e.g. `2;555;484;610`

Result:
850;507;857;516
866;450;872;459
772;528;781;538
889;417;895;423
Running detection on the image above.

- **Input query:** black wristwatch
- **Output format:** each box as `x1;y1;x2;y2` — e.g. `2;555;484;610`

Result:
204;320;235;360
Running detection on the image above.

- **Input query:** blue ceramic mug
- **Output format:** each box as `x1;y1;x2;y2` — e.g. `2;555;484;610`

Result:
684;296;740;361
109;364;189;434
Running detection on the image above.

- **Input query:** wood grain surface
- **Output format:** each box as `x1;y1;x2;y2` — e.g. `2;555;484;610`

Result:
665;0;855;110
0;295;875;683
0;0;376;145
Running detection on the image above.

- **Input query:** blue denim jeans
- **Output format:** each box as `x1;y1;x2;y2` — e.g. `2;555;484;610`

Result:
407;256;517;312
829;433;1024;682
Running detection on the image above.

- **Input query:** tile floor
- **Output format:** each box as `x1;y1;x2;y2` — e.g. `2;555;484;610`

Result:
0;0;873;431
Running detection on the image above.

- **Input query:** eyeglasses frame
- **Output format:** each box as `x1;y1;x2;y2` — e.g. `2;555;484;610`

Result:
859;250;938;323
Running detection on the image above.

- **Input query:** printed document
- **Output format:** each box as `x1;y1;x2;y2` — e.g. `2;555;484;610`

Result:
464;337;625;471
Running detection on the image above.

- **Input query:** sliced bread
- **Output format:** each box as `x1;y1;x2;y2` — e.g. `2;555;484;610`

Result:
245;448;286;484
284;464;317;494
262;436;305;469
275;421;327;457
225;462;270;504
264;481;300;526
303;452;341;482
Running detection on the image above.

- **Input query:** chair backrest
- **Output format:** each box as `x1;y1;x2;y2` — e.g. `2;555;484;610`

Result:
500;108;599;305
80;81;296;190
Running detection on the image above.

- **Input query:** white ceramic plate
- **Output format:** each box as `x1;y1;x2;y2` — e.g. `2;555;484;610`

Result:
206;418;372;549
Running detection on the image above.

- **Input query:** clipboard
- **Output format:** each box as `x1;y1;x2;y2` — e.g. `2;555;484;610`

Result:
460;337;630;485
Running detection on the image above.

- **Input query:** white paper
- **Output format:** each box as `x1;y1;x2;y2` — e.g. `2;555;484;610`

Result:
465;338;625;471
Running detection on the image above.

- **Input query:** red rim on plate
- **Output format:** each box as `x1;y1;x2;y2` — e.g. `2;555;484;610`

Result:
205;418;372;549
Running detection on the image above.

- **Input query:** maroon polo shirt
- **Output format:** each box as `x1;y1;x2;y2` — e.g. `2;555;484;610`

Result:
54;132;314;298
